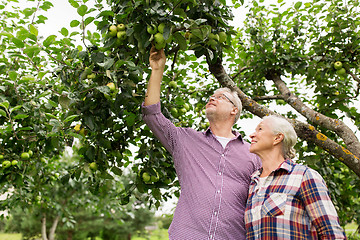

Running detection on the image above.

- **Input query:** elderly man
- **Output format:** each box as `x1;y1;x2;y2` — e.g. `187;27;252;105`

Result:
142;47;261;240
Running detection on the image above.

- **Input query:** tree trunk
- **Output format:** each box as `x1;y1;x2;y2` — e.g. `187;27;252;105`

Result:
49;215;60;240
41;213;48;240
67;230;73;240
127;233;131;240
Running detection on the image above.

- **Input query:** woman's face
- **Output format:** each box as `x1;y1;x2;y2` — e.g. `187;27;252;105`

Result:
249;119;277;155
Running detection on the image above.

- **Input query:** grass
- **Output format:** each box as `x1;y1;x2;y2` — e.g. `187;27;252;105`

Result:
0;233;22;240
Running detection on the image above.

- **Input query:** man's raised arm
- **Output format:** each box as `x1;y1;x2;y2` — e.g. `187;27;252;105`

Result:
144;46;166;106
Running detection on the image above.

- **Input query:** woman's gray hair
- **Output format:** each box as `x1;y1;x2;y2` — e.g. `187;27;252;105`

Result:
263;115;297;159
214;87;242;124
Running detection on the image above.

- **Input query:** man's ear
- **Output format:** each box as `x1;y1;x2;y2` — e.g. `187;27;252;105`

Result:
231;107;238;116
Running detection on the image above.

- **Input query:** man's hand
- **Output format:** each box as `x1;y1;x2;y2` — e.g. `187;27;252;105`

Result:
149;46;166;71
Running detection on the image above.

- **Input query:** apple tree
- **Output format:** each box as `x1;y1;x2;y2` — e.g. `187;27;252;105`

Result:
1;0;359;233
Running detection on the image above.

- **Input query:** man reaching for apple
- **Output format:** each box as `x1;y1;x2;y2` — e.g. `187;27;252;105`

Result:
142;46;261;239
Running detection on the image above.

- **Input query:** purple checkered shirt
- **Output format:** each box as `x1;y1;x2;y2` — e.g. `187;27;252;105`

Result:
245;159;346;240
142;102;261;240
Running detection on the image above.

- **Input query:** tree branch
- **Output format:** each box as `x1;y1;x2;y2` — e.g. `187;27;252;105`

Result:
207;57;360;178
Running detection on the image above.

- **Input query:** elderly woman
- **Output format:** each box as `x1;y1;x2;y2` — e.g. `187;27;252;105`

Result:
245;115;346;239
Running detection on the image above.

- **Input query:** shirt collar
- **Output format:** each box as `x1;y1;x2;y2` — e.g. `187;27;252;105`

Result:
251;158;295;180
204;128;244;142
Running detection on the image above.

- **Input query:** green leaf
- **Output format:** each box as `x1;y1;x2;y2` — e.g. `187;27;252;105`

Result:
43;35;56;47
98;10;114;17
29;24;38;37
70;20;80;27
77;5;88;17
11;38;24;48
0;101;9;109
10;105;22;113
173;32;187;51
60;28;69;36
64;115;79;123
111;167;123;176
68;0;80;8
45;113;58;119
9;71;17;81
0;109;6;118
13;114;29;120
294;1;302;10
84;17;95;26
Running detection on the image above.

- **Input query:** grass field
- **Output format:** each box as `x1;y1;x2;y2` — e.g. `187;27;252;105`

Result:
0;233;22;240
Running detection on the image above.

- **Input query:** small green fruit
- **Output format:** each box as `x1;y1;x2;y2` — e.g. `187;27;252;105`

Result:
117;23;126;31
218;32;227;43
107;82;116;91
11;160;18;166
184;103;191;111
333;61;343;70
109;25;118;37
2;160;11;168
154;33;165;45
117;31;126;40
28;150;33;157
169;80;177;88
170;108;178;117
21;152;30;160
209;33;219;42
0;155;3;160
89;162;98;171
336;68;346;76
157;23;165;33
147;24;157;34
142;172;151;182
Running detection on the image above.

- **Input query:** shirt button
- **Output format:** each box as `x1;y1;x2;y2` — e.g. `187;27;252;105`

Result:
217;190;220;194
221;154;225;157
218;172;222;175
214;211;217;216
210;235;213;239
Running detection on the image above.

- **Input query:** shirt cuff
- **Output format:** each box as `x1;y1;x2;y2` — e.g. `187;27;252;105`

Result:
141;101;162;115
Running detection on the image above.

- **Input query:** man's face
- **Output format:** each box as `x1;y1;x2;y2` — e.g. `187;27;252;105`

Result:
205;91;237;121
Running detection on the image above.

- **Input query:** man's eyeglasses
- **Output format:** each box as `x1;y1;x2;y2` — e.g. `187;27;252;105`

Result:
208;94;236;107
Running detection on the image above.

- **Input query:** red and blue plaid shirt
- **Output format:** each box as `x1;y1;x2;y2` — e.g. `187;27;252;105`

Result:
245;159;346;240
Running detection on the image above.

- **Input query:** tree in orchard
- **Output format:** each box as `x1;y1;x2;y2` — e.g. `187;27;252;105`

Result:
1;0;359;234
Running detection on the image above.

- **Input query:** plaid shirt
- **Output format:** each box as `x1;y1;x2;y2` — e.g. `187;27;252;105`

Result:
245;159;346;240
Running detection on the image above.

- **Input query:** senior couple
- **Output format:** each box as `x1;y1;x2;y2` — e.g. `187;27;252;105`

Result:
142;47;346;239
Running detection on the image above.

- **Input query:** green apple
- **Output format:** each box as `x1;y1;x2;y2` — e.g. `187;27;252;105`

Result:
179;107;187;114
142;172;151;182
117;23;126;31
157;23;165;33
87;73;96;79
2;160;11;168
117;31;126;41
89;162;98;171
184;103;191;111
336;68;346;76
109;25;118;37
28;150;33;157
106;82;116;91
169;80;177;88
170;107;178;117
207;39;218;49
333;61;343;70
0;155;3;160
218;32;227;43
11;160;18;166
147;24;157;34
155;41;166;50
208;33;219;42
154;33;165;45
21;152;30;160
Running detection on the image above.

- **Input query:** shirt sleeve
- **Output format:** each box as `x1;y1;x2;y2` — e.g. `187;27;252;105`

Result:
299;168;346;239
141;102;178;155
